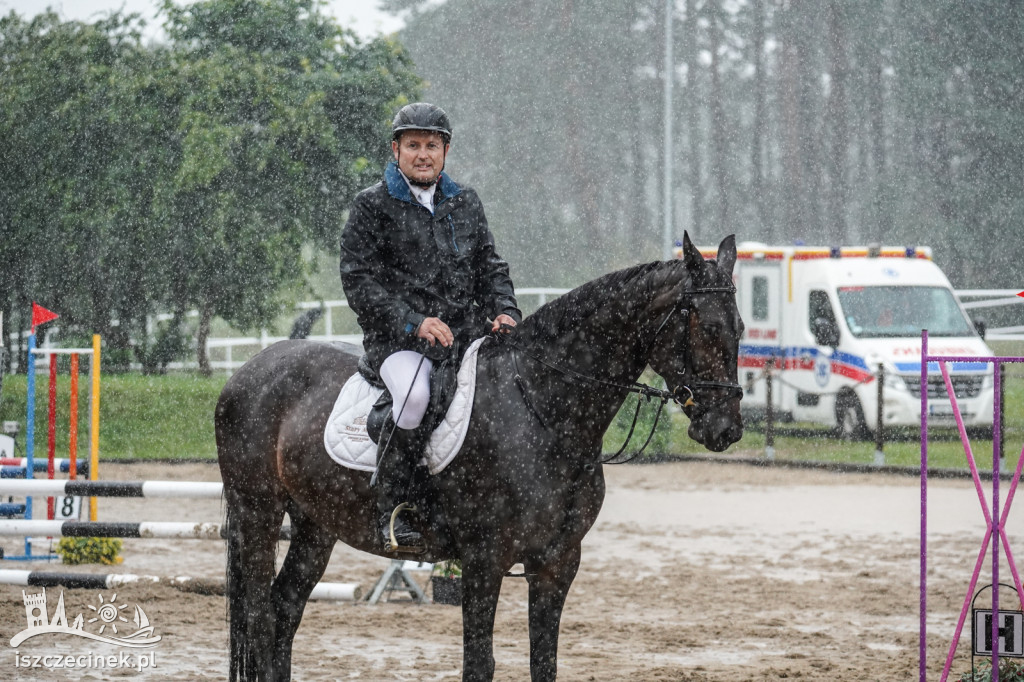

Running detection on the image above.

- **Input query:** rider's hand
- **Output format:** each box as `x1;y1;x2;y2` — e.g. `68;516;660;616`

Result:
492;314;517;333
417;317;454;347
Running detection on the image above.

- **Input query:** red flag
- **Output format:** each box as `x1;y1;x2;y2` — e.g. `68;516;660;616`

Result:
31;302;59;332
1018;291;1024;298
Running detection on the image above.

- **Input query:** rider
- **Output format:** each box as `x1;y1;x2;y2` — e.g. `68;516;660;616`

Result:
340;102;521;550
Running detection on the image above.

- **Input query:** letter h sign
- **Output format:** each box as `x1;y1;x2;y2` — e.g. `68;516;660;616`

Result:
973;610;1024;657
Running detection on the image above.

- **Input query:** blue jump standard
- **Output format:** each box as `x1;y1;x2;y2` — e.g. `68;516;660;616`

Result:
0;504;26;518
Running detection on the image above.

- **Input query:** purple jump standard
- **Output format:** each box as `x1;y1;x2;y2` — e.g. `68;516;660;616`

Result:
920;329;1024;682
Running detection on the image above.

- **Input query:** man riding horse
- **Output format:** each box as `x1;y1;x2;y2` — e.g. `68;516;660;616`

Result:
340;102;521;551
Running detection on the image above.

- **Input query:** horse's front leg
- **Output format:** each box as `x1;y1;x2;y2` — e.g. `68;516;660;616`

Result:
459;549;505;681
525;543;581;682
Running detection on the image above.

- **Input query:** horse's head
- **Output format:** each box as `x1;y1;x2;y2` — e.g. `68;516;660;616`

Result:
648;233;744;452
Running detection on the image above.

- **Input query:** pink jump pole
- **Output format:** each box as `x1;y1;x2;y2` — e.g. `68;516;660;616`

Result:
938;360;995;682
920;333;1024;681
46;354;57;520
69;353;79;481
993;356;1002;680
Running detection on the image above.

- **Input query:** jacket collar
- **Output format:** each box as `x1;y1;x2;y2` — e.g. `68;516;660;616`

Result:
384;161;461;206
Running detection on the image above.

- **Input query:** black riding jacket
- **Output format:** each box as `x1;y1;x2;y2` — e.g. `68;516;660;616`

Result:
340;162;521;371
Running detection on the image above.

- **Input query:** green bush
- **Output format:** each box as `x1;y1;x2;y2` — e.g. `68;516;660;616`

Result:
434;559;461;578
960;658;1024;681
55;537;123;565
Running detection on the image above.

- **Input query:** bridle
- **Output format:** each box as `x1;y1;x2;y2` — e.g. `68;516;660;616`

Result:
659;283;745;413
501;280;744;465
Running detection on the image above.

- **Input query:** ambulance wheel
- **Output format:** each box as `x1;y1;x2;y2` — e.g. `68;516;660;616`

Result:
835;392;868;440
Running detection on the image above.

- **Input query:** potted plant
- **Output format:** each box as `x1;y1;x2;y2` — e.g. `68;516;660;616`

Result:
431;560;462;606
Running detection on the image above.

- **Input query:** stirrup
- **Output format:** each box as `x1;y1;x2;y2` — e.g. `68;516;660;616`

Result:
384;502;425;555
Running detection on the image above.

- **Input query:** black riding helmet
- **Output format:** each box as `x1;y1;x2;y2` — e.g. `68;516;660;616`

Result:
391;102;452;144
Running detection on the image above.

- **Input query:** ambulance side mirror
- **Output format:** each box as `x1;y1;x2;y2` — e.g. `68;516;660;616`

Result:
972;317;987;340
812;317;840;348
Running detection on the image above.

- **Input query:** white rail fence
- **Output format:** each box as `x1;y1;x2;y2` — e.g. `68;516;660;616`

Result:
956;289;1024;338
6;288;1021;375
6;288;571;375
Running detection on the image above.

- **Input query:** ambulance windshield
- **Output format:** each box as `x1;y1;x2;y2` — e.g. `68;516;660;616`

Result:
837;285;975;338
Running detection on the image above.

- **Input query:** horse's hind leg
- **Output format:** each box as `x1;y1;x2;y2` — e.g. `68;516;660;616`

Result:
270;502;337;680
226;489;286;682
525;545;582;682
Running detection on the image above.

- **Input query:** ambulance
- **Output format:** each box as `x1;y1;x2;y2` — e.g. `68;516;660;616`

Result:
706;243;994;436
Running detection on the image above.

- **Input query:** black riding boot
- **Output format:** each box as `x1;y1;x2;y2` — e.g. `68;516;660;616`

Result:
375;423;426;550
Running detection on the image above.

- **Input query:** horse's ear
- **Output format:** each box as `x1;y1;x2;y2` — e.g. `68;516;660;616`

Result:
717;234;737;277
681;231;705;275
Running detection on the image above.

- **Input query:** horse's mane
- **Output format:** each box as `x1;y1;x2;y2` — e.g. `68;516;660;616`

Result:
518;261;688;346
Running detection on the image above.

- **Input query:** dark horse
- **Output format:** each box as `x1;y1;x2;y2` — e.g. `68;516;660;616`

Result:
216;233;744;681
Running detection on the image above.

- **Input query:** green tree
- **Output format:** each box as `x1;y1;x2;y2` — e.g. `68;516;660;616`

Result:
0;11;163;365
156;0;420;372
891;0;1024;286
0;1;420;372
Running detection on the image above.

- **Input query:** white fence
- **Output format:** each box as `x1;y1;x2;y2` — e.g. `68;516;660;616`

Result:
6;288;1022;374
956;289;1024;339
194;287;570;372
6;288;571;374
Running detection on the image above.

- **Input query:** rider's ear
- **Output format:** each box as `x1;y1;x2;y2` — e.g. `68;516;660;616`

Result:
717;234;737;276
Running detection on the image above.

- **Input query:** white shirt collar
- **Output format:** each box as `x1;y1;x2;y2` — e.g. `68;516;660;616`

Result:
399;170;436;214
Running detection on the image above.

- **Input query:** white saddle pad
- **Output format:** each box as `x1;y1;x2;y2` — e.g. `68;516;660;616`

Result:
323;337;486;475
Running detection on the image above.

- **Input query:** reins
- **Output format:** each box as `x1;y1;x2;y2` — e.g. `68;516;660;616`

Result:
505;334;678;464
496;281;743;466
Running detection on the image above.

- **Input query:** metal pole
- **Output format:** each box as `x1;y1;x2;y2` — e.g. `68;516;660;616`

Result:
765;357;775;460
90;334;101;522
920;330;929;682
662;0;674;261
25;334;35;557
874;363;884;466
993;358;1002;679
69;353;78;482
47;354;56;520
1000;363;1006;475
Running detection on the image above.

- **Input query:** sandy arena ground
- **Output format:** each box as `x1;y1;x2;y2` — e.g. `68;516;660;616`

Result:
0;458;1015;680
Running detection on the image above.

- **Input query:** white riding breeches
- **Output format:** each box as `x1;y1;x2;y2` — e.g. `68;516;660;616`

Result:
379;350;434;430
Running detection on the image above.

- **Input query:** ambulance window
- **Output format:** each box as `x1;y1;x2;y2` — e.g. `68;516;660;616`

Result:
808;291;837;330
751;276;769;321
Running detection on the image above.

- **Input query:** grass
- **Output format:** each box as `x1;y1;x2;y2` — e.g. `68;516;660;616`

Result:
0;366;1021;472
0;372;226;461
604;370;1024;473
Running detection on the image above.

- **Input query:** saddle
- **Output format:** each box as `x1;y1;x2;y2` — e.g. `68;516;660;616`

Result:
359;341;466;445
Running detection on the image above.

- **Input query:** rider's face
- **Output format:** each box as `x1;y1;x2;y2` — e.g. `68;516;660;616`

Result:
392;131;448;186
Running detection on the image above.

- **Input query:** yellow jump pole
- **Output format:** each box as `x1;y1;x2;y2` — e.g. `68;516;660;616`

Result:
89;334;101;521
